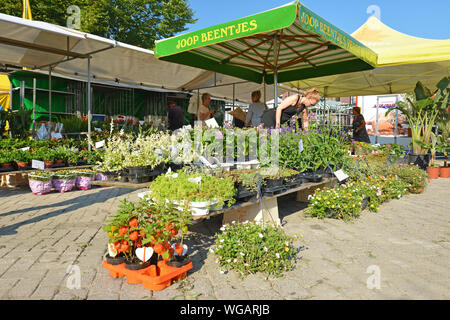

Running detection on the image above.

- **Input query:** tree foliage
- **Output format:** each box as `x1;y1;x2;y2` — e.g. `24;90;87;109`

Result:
0;0;197;49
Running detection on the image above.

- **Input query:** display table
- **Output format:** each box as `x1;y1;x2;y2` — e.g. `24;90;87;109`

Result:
131;177;337;226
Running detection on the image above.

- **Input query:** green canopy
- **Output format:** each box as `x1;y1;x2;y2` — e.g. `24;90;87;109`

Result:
155;1;377;86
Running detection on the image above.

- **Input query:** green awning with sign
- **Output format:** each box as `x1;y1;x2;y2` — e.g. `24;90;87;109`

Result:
155;1;377;85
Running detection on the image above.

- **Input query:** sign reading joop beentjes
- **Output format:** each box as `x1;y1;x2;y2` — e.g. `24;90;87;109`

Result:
176;20;258;50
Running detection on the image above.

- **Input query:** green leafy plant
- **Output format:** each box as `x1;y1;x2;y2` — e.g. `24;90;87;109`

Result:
213;221;298;277
386;77;449;154
0;150;14;164
11;149;32;163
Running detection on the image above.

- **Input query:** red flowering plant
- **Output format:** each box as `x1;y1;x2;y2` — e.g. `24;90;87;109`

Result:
138;199;192;263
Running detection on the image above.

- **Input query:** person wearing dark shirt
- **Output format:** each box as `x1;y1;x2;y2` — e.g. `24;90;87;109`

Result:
168;100;184;131
352;106;371;143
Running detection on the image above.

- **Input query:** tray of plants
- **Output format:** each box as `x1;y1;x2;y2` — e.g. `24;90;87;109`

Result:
102;258;193;291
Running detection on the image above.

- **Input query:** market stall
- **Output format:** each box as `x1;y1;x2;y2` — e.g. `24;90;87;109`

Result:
155;0;377;107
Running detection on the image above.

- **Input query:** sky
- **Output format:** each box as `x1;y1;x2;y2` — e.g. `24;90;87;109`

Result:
182;0;450;40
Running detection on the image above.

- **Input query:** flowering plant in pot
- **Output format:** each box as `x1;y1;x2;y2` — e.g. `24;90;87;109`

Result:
213;221;298;277
388;165;428;193
73;169;95;190
28;171;54;195
52;170;76;193
103;199;155;268
139;199;192;268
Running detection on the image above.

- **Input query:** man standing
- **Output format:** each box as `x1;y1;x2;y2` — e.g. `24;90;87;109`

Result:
168;100;184;131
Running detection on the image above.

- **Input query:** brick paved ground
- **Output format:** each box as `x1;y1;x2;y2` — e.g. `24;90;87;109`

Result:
0;178;448;300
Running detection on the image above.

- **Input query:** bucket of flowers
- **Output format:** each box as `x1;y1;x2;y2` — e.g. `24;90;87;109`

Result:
73;169;95;190
28;171;54;195
52;170;76;193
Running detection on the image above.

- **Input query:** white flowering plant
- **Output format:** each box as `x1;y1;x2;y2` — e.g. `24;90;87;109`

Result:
213;221;298;277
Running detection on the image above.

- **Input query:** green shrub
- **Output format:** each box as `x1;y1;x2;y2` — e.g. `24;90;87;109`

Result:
213;221;298;277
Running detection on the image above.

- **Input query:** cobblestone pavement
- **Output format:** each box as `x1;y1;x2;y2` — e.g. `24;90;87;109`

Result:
0;178;448;300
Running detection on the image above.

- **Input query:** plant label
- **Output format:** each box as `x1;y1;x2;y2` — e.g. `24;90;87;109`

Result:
107;243;117;257
136;247;154;262
139;120;145;125
182;125;192;130
188;176;202;184
31;160;45;170
73;148;79;152
334;169;349;182
205;118;219;128
95;140;105;149
94;127;102;132
172;243;188;256
298;139;304;153
20;147;30;151
51;132;63;139
199;156;213;167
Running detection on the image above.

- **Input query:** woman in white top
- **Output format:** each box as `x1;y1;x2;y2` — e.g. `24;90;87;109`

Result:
245;90;266;127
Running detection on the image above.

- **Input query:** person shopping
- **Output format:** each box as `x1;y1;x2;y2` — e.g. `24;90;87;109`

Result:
245;90;266;127
260;88;320;130
197;93;215;126
352;106;371;143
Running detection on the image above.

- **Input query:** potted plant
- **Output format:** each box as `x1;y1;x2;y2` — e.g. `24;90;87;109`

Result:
213;221;297;277
386;77;449;170
52;170;76;193
436;135;450;178
0;150;14;170
435;101;450;177
417;132;440;179
103;199;155;269
28;171;54;195
73;169;95;190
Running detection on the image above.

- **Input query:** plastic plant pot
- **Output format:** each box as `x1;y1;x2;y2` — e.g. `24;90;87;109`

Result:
28;179;52;195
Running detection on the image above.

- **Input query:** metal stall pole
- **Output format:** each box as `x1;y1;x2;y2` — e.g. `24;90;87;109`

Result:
87;56;92;151
233;83;235;109
375;96;379;144
274;68;278;109
324;86;328;126
32;78;36;136
20;81;25;108
48;67;52;137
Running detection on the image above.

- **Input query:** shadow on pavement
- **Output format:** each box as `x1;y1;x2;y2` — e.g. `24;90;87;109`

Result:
0;187;135;236
277;194;309;222
183;214;222;275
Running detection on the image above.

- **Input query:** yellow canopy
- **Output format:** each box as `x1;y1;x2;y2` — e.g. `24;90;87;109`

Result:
284;16;450;96
0;74;11;111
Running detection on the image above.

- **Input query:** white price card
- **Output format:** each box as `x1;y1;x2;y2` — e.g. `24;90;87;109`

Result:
298;139;304;153
20;147;30;151
31;160;45;170
95;140;105;149
205;118;219;128
94;127;102;132
198;156;213;167
333;169;349;182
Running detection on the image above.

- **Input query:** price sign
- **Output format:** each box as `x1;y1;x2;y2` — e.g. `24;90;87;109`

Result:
95;140;105;149
31;160;45;170
333;169;349;182
205;118;219;128
20;147;30;151
298;139;304;153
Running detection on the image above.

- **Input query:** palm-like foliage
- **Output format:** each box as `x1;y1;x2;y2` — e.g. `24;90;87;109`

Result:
386;77;449;155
